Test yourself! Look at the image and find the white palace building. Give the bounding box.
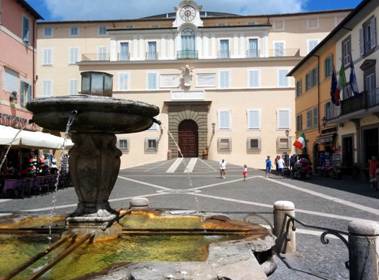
[35,0,350,168]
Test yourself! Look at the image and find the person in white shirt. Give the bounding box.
[219,159,227,179]
[277,156,285,176]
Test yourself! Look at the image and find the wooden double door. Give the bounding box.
[178,120,198,158]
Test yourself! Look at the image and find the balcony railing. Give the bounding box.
[246,49,260,58]
[268,48,300,57]
[218,50,230,59]
[341,89,379,116]
[146,52,158,60]
[177,50,198,60]
[81,53,110,62]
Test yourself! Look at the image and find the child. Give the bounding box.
[265,156,272,178]
[243,164,248,181]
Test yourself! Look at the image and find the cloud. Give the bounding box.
[42,0,307,20]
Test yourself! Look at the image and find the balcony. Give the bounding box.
[341,89,379,116]
[146,52,158,60]
[218,50,230,59]
[81,53,110,62]
[177,50,198,60]
[246,49,260,58]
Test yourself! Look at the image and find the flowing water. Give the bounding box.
[47,111,77,242]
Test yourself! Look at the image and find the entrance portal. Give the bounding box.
[178,120,198,157]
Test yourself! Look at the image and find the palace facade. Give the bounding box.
[35,0,350,168]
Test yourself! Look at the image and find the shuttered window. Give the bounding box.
[219,111,231,129]
[43,80,52,97]
[219,71,230,88]
[277,109,290,129]
[69,48,79,64]
[247,110,260,129]
[248,70,259,87]
[43,49,52,65]
[118,73,128,91]
[278,69,289,87]
[361,16,377,56]
[69,80,78,95]
[147,73,157,90]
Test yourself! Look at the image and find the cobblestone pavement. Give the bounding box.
[1,159,378,280]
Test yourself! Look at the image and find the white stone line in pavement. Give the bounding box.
[24,193,163,213]
[0,213,13,217]
[260,176,379,216]
[190,176,260,191]
[184,158,198,173]
[118,176,172,191]
[0,199,11,204]
[191,192,378,223]
[144,160,175,172]
[198,159,217,172]
[166,158,184,173]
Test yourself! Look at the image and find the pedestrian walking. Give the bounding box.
[265,156,272,178]
[219,159,227,179]
[242,164,248,181]
[369,156,378,190]
[277,156,285,176]
[275,155,279,174]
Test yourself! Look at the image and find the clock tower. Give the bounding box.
[173,0,203,28]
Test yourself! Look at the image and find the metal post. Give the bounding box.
[348,220,379,280]
[274,201,296,254]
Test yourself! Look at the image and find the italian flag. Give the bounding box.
[293,133,306,150]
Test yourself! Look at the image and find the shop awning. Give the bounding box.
[0,125,73,149]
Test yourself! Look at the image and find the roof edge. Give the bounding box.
[18,0,43,20]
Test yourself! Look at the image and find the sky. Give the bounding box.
[26,0,362,21]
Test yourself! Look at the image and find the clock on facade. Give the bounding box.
[180,5,196,22]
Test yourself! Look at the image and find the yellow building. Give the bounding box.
[35,0,350,169]
[288,38,339,167]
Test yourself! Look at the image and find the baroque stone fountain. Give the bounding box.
[0,72,277,280]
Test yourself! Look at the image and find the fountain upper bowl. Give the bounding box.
[26,95,160,134]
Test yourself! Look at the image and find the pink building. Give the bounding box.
[0,0,42,130]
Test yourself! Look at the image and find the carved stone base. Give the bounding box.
[68,133,122,221]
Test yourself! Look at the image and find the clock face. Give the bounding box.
[180,5,196,22]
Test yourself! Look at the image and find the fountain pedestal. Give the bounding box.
[66,133,122,222]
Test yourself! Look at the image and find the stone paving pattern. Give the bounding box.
[1,159,378,279]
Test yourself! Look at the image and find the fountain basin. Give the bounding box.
[0,210,276,280]
[26,95,160,134]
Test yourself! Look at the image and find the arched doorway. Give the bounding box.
[178,120,198,157]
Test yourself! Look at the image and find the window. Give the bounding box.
[307,18,319,29]
[248,39,258,57]
[197,73,216,87]
[69,27,79,36]
[219,71,230,88]
[147,41,157,60]
[69,80,78,95]
[364,67,377,106]
[118,73,128,91]
[273,42,284,56]
[324,55,333,78]
[97,47,108,60]
[248,70,260,88]
[277,109,290,129]
[181,28,195,51]
[69,48,79,64]
[20,81,32,108]
[296,114,303,131]
[43,80,52,97]
[313,107,318,128]
[44,27,53,37]
[43,49,52,65]
[342,36,352,66]
[119,42,129,60]
[325,102,338,120]
[296,80,302,97]
[307,39,319,53]
[247,138,261,153]
[361,16,377,56]
[22,16,30,44]
[305,67,318,90]
[160,74,180,88]
[306,110,312,129]
[217,138,232,153]
[247,110,260,129]
[218,111,231,129]
[147,72,158,90]
[219,39,230,58]
[98,25,107,35]
[118,139,128,152]
[278,69,289,87]
[3,68,19,93]
[273,20,285,31]
[277,137,290,150]
[145,138,158,153]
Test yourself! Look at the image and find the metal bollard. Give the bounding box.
[273,201,296,254]
[348,220,379,280]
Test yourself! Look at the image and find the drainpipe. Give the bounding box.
[32,19,36,101]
